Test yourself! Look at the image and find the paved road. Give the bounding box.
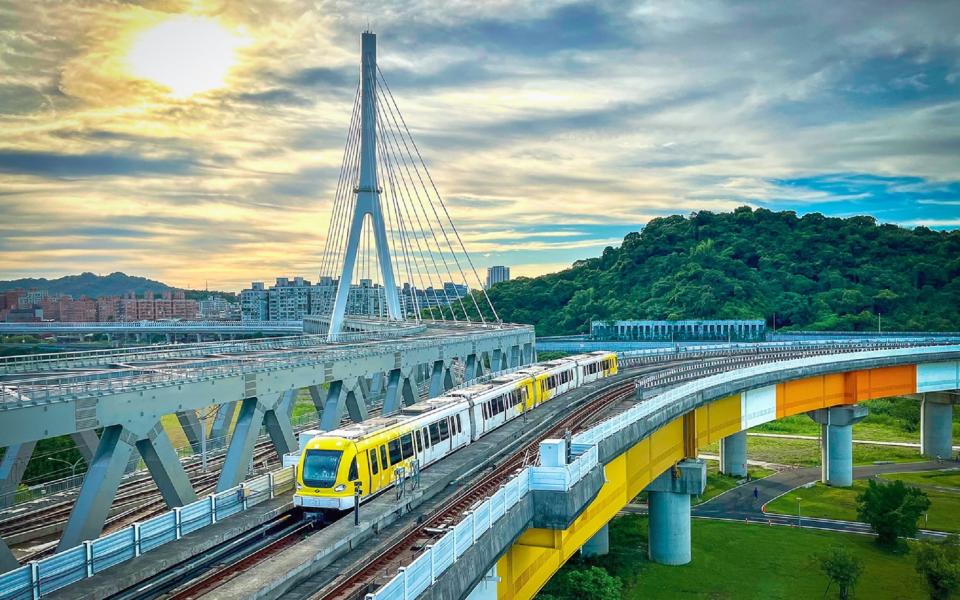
[686,460,952,539]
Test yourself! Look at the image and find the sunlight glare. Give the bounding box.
[128,16,242,98]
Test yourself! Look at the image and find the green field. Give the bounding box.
[765,473,960,533]
[540,515,927,599]
[702,436,922,468]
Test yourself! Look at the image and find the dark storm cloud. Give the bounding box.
[0,150,198,178]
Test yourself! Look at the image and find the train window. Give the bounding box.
[438,419,449,440]
[388,439,402,465]
[429,423,441,445]
[415,430,423,453]
[482,403,488,419]
[348,457,358,481]
[301,449,342,488]
[422,427,431,448]
[400,434,414,458]
[369,449,379,475]
[497,396,505,413]
[456,414,463,433]
[380,445,388,468]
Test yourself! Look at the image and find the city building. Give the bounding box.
[486,266,510,289]
[199,295,240,320]
[590,319,767,342]
[239,276,471,321]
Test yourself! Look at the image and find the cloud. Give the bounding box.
[0,150,198,177]
[0,0,958,289]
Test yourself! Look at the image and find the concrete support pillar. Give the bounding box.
[921,393,955,459]
[383,369,416,414]
[0,539,18,574]
[176,410,204,455]
[0,441,36,508]
[645,460,706,565]
[522,343,535,366]
[509,345,520,368]
[216,397,265,491]
[58,425,135,550]
[808,405,868,487]
[135,423,197,508]
[465,353,480,382]
[492,349,508,372]
[429,360,453,398]
[70,430,100,465]
[264,393,297,459]
[581,524,609,557]
[718,431,747,478]
[370,372,384,397]
[209,401,237,450]
[319,379,369,431]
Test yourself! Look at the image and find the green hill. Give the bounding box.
[481,207,960,336]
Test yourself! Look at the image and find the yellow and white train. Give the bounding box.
[294,351,617,511]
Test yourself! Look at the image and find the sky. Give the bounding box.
[0,0,958,291]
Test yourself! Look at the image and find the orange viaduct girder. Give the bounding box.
[495,349,960,599]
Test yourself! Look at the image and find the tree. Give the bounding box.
[540,566,622,600]
[916,535,960,599]
[856,479,931,547]
[819,546,864,600]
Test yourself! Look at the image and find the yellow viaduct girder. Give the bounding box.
[497,362,931,598]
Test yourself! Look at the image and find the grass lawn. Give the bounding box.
[765,474,960,533]
[546,515,927,599]
[702,436,922,468]
[878,469,960,489]
[694,461,774,505]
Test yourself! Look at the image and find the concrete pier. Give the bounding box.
[581,524,609,557]
[718,430,747,477]
[921,393,955,459]
[808,405,868,487]
[646,459,706,565]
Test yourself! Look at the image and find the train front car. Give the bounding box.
[294,430,363,512]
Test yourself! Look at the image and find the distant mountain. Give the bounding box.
[0,272,174,298]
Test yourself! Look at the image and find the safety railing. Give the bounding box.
[0,465,297,599]
[367,444,599,599]
[0,325,534,408]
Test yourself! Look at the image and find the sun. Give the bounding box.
[127,15,243,98]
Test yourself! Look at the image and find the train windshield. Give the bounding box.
[302,449,343,488]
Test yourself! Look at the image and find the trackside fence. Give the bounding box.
[0,465,296,600]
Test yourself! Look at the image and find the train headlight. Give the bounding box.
[334,484,346,492]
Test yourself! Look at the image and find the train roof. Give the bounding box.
[320,394,466,442]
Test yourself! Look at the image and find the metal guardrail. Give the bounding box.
[367,448,598,599]
[0,465,297,599]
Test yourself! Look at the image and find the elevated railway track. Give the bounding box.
[96,340,936,600]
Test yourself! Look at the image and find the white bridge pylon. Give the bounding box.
[328,32,403,337]
[321,31,499,340]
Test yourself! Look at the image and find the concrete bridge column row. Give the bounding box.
[921,392,957,460]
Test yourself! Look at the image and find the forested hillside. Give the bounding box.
[482,207,960,336]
